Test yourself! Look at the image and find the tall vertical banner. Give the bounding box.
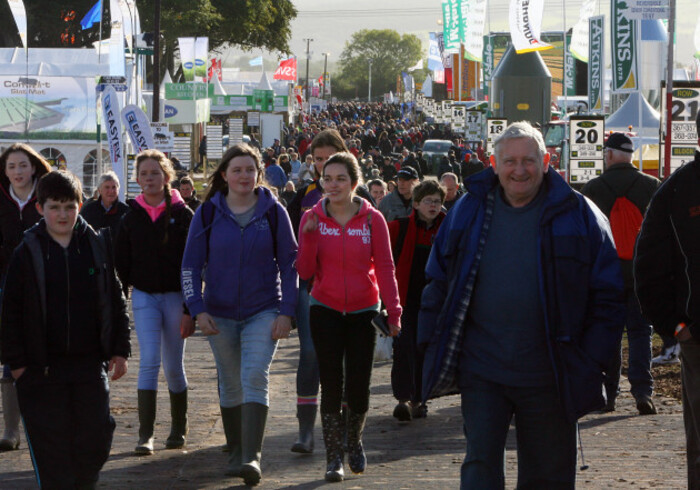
[178,37,196,82]
[570,0,597,62]
[101,86,125,200]
[194,37,208,79]
[611,0,638,92]
[463,0,487,62]
[7,0,27,48]
[482,34,495,96]
[109,0,125,76]
[509,0,553,53]
[588,16,605,112]
[428,32,443,70]
[122,104,154,153]
[442,0,461,53]
[695,10,700,60]
[564,33,576,96]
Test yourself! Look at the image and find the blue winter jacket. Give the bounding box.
[181,187,298,321]
[418,167,625,422]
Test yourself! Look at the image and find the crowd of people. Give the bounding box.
[0,101,699,489]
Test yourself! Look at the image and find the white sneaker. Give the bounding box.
[652,344,681,365]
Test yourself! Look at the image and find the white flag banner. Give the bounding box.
[179,38,196,82]
[570,0,597,62]
[408,59,424,72]
[101,86,125,200]
[117,0,133,53]
[463,0,488,61]
[695,10,700,60]
[194,37,209,79]
[509,0,553,53]
[7,0,27,48]
[122,104,154,153]
[109,0,125,76]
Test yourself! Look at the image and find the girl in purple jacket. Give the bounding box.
[181,144,298,486]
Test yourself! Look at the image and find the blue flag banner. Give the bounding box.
[81,0,102,30]
[249,56,263,67]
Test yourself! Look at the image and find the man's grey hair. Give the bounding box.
[606,147,633,164]
[440,172,459,184]
[493,121,546,164]
[98,171,120,188]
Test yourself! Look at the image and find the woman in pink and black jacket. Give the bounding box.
[297,152,401,483]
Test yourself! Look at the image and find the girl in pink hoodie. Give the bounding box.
[297,152,401,482]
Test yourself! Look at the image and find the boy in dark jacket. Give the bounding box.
[388,180,446,421]
[0,171,130,489]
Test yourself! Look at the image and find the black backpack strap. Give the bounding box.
[392,217,410,261]
[201,200,216,263]
[266,203,279,261]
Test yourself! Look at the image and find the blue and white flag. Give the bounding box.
[102,86,124,200]
[249,56,263,67]
[428,32,443,71]
[81,0,102,29]
[122,104,154,154]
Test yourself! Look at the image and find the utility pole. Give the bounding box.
[152,0,161,122]
[368,59,372,103]
[303,38,313,104]
[322,52,330,100]
[663,0,676,178]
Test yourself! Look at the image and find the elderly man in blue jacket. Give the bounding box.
[418,121,625,489]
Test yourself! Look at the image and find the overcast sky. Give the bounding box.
[225,0,699,70]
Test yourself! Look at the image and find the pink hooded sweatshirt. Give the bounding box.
[135,189,186,222]
[297,197,402,327]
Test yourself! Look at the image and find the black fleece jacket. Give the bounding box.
[114,199,193,294]
[0,216,130,370]
[0,182,41,276]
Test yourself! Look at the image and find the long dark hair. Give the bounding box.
[0,143,53,189]
[135,149,176,243]
[204,143,265,202]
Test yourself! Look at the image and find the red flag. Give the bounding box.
[318,74,324,86]
[274,57,297,81]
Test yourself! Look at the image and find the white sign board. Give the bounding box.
[465,111,483,140]
[229,117,244,146]
[150,122,173,153]
[451,106,465,131]
[661,82,700,174]
[247,111,260,127]
[486,118,507,154]
[569,116,605,184]
[206,123,224,160]
[626,0,669,20]
[172,132,192,169]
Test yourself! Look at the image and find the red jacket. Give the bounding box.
[388,210,445,306]
[297,197,402,327]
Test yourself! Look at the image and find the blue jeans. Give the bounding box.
[604,291,653,401]
[459,374,576,490]
[295,280,319,402]
[208,310,278,407]
[131,289,188,392]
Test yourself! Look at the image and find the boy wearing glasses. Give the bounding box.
[387,180,446,421]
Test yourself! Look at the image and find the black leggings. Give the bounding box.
[310,305,377,415]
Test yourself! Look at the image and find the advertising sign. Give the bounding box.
[588,16,605,112]
[569,116,605,184]
[451,105,465,132]
[151,122,174,153]
[626,0,669,20]
[611,0,638,92]
[122,104,154,153]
